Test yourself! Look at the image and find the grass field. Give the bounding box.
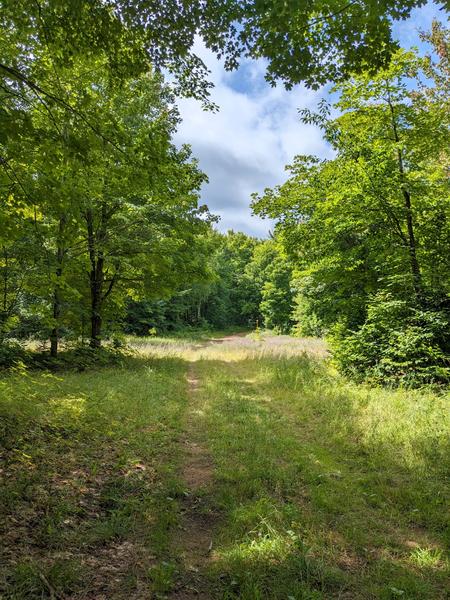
[0,333,449,599]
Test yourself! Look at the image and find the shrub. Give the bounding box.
[0,342,27,369]
[292,305,324,337]
[330,295,450,385]
[36,345,130,371]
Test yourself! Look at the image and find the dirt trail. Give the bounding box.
[169,362,217,599]
[207,331,248,344]
[170,333,250,598]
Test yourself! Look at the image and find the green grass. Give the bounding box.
[0,353,187,598]
[127,326,249,345]
[1,333,449,599]
[190,346,449,599]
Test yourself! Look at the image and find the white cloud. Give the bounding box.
[175,3,443,237]
[174,40,331,237]
[392,1,445,46]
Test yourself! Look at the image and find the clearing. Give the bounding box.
[0,333,449,599]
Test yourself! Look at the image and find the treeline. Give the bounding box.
[253,26,450,384]
[125,231,294,334]
[2,3,449,387]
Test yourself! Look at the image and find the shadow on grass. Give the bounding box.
[191,355,449,600]
[0,352,187,599]
[1,348,448,599]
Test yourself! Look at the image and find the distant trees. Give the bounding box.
[125,232,295,334]
[253,26,450,383]
[259,253,294,334]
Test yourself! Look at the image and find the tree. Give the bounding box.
[243,239,294,331]
[0,204,37,342]
[253,33,450,382]
[259,250,294,333]
[0,53,213,352]
[124,232,297,334]
[1,0,438,109]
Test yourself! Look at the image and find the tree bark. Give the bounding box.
[49,307,60,357]
[1,246,8,341]
[386,88,423,300]
[85,208,104,348]
[402,186,423,299]
[85,204,116,348]
[89,253,104,349]
[50,216,66,357]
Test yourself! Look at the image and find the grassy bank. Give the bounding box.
[0,352,188,598]
[1,333,448,599]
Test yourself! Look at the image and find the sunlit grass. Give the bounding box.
[409,548,447,570]
[1,332,448,599]
[186,337,449,599]
[0,354,188,598]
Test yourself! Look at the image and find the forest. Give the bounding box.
[1,2,449,599]
[1,14,449,385]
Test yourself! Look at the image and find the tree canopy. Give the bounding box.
[0,55,214,354]
[253,24,450,383]
[1,0,438,103]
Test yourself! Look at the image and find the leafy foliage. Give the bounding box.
[330,295,450,384]
[259,252,294,333]
[1,0,430,108]
[0,53,213,353]
[253,27,450,384]
[125,232,295,334]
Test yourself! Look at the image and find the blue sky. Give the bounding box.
[174,2,445,237]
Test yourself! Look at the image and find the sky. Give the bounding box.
[174,2,445,238]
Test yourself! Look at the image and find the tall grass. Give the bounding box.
[1,332,448,599]
[188,341,449,599]
[0,353,187,598]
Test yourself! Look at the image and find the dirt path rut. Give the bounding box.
[170,363,217,599]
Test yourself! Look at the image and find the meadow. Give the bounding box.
[0,333,448,599]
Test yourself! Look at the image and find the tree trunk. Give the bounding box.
[90,310,102,349]
[50,285,61,356]
[50,216,66,358]
[1,246,8,342]
[85,207,107,349]
[386,89,423,300]
[50,326,59,357]
[90,254,104,349]
[402,186,423,300]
